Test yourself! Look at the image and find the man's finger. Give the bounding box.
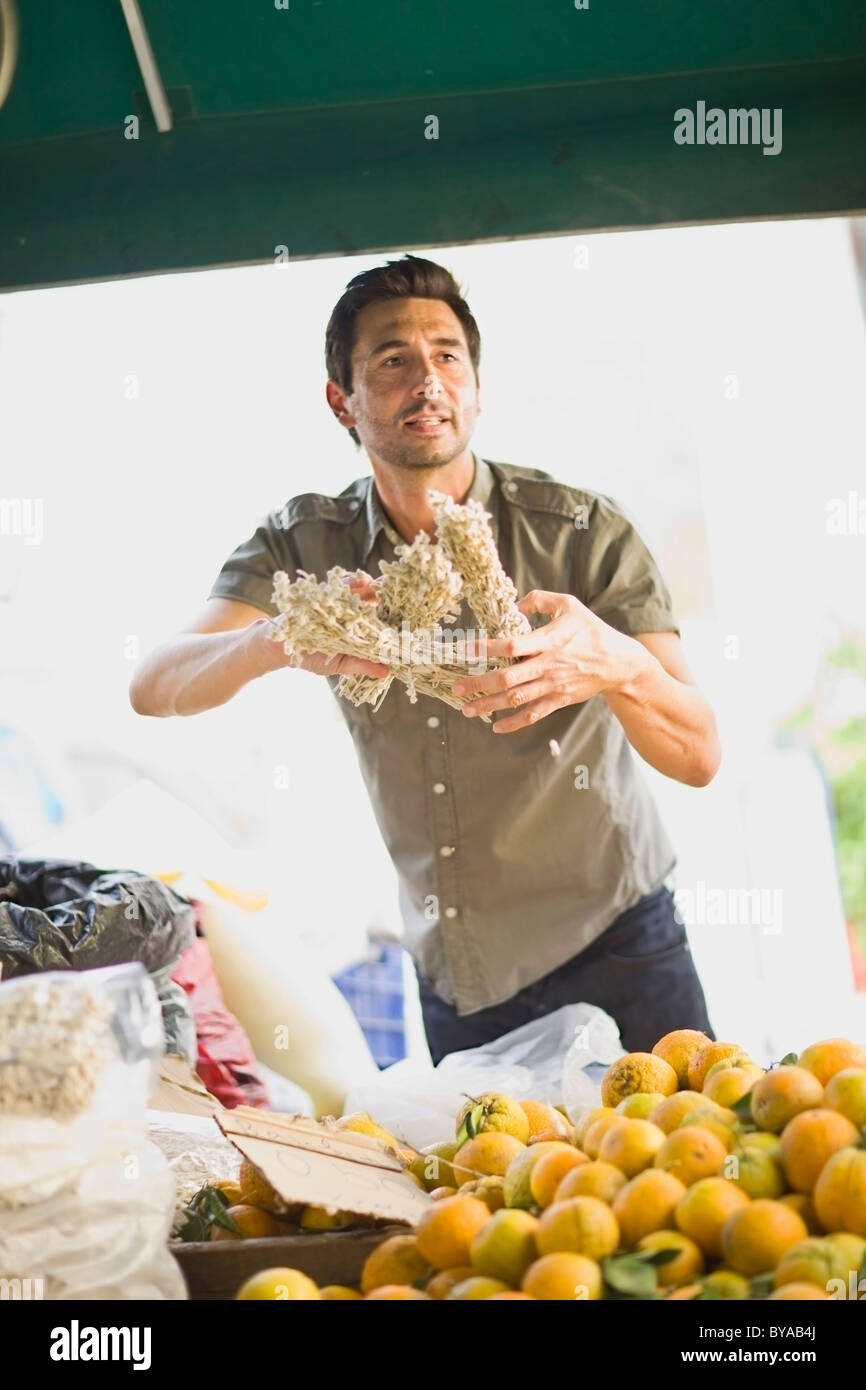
[462,676,551,719]
[517,588,568,618]
[492,692,566,733]
[453,656,546,700]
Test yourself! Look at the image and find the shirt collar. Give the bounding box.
[363,452,494,562]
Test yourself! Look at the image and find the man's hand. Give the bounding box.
[254,573,390,681]
[452,589,646,731]
[451,588,721,787]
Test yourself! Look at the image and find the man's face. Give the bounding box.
[334,297,480,469]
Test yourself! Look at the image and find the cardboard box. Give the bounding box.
[174,1227,407,1300]
[165,1080,432,1298]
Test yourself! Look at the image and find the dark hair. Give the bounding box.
[325,254,481,445]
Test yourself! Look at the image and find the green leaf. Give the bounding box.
[638,1247,681,1267]
[778,1052,798,1067]
[731,1091,755,1121]
[602,1254,660,1298]
[748,1272,775,1300]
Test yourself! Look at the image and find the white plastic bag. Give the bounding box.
[344,1003,624,1150]
[0,964,187,1300]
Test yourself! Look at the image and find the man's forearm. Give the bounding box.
[605,644,721,788]
[129,621,277,717]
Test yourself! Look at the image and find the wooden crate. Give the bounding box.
[172,1226,408,1300]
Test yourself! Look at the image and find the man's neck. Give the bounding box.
[369,448,476,544]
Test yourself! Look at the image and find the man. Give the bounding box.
[130,254,720,1064]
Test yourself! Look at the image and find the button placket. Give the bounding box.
[424,703,472,994]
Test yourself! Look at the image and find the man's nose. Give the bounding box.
[412,367,443,400]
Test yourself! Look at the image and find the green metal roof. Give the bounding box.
[2,1,865,290]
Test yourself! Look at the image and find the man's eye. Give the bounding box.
[382,356,403,367]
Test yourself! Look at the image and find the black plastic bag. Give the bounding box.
[0,858,196,1059]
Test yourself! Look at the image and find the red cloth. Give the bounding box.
[171,909,270,1109]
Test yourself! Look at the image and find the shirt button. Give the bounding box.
[432,782,446,794]
[439,845,455,857]
[504,480,518,495]
[444,906,458,919]
[427,716,440,729]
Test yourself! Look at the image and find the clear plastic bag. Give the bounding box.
[344,1003,625,1149]
[0,964,187,1299]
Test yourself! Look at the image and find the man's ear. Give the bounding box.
[325,378,356,430]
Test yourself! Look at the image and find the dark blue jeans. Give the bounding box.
[417,885,714,1066]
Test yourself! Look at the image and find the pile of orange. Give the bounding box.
[233,1033,866,1300]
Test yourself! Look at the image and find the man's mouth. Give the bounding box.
[404,414,450,435]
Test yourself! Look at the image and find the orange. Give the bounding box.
[652,1028,711,1088]
[601,1053,678,1108]
[797,1037,866,1086]
[235,1267,320,1300]
[699,1269,750,1299]
[360,1234,430,1294]
[237,1158,289,1215]
[779,1192,822,1234]
[529,1146,590,1208]
[676,1105,739,1152]
[503,1141,571,1209]
[779,1108,859,1193]
[729,1145,786,1200]
[425,1266,475,1299]
[823,1067,866,1127]
[767,1282,829,1300]
[446,1276,511,1299]
[687,1041,747,1092]
[573,1106,615,1148]
[521,1252,602,1301]
[487,1291,535,1299]
[615,1092,668,1119]
[556,1160,627,1205]
[720,1199,808,1276]
[674,1177,750,1259]
[456,1092,530,1145]
[598,1118,666,1177]
[210,1203,280,1240]
[654,1127,727,1186]
[636,1230,705,1286]
[409,1140,460,1192]
[749,1066,824,1132]
[365,1285,431,1300]
[298,1205,357,1231]
[535,1196,620,1261]
[415,1194,491,1270]
[470,1208,539,1285]
[703,1065,762,1109]
[520,1100,573,1143]
[581,1114,626,1160]
[460,1175,506,1211]
[773,1235,858,1290]
[453,1131,526,1183]
[319,1285,362,1300]
[813,1147,866,1236]
[613,1169,687,1247]
[648,1091,708,1134]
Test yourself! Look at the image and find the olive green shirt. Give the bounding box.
[209,455,679,1015]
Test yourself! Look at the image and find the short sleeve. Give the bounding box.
[572,493,680,638]
[208,514,294,618]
